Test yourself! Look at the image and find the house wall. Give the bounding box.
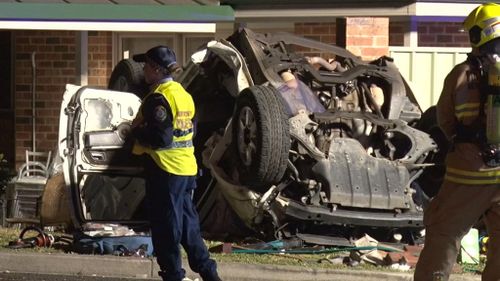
[339,17,389,60]
[9,19,471,167]
[229,20,388,60]
[389,21,469,47]
[88,31,113,87]
[418,22,469,47]
[389,22,405,46]
[294,18,389,61]
[13,30,112,166]
[14,30,76,165]
[294,22,337,58]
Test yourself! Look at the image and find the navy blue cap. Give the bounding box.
[133,45,177,69]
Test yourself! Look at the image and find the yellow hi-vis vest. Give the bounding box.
[132,81,197,176]
[438,61,500,185]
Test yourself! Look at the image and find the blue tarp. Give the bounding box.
[74,234,153,257]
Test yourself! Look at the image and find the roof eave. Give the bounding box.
[0,3,234,23]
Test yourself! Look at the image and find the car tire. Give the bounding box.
[108,59,148,98]
[233,85,290,191]
[415,106,449,198]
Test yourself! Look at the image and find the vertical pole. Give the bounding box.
[76,31,88,86]
[31,52,36,153]
[404,16,418,48]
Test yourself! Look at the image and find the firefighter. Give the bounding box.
[131,46,222,281]
[414,3,500,281]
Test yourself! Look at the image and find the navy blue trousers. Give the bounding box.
[144,158,218,281]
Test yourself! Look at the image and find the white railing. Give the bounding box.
[389,46,471,111]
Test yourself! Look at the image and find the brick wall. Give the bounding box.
[339,17,389,61]
[295,19,389,61]
[297,20,469,50]
[418,22,469,47]
[294,22,337,59]
[389,22,405,46]
[88,31,113,87]
[13,30,113,167]
[389,21,469,47]
[9,22,468,167]
[14,30,77,166]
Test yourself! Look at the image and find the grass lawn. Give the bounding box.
[0,226,484,276]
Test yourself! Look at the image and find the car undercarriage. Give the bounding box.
[60,28,441,244]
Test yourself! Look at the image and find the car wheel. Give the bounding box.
[108,59,148,98]
[233,85,290,191]
[415,106,449,198]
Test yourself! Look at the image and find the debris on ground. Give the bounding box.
[208,233,427,272]
[71,223,153,257]
[1,225,485,276]
[4,224,153,258]
[80,222,145,237]
[6,226,72,250]
[350,234,388,266]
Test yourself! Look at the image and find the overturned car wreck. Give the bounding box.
[60,28,439,243]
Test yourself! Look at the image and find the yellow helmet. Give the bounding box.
[463,3,500,48]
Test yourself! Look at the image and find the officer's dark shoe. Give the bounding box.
[202,277,222,281]
[158,270,190,281]
[200,271,222,281]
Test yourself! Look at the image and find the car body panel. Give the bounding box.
[59,85,147,229]
[178,28,435,232]
[61,28,440,240]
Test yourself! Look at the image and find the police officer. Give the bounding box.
[131,46,222,281]
[414,3,500,281]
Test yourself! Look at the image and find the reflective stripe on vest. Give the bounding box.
[158,139,193,150]
[445,166,500,185]
[133,81,197,176]
[154,83,195,145]
[455,102,480,120]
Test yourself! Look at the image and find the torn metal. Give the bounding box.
[55,28,443,246]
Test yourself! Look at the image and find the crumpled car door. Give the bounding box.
[59,84,147,227]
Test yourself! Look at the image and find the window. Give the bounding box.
[0,31,11,110]
[121,36,174,61]
[114,32,213,67]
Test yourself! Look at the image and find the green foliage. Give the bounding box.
[0,228,66,253]
[0,227,20,248]
[0,153,14,197]
[0,228,486,276]
[461,261,485,274]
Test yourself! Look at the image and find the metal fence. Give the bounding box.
[389,46,471,111]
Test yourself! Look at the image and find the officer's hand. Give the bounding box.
[131,116,144,130]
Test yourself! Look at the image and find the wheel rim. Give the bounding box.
[237,106,258,167]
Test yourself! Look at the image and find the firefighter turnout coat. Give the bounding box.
[438,60,500,184]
